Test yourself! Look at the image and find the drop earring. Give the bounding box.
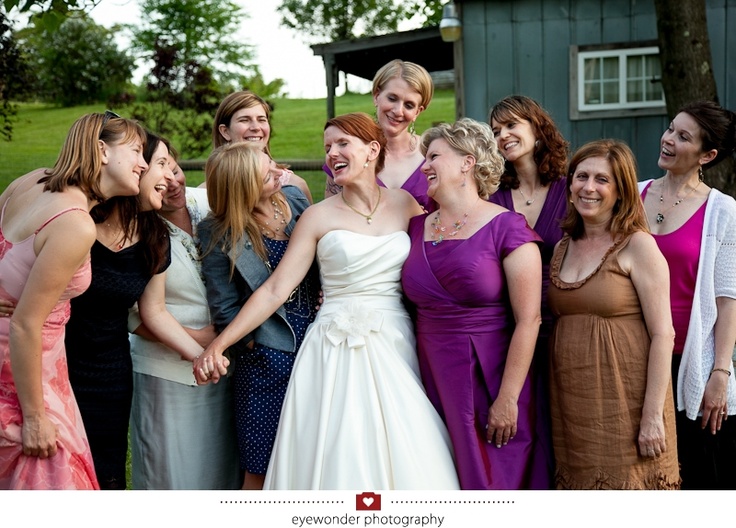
[409,121,418,151]
[698,165,704,181]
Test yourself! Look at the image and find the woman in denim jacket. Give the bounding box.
[198,143,320,490]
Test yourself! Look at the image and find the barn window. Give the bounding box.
[570,43,666,119]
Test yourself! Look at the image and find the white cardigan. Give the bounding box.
[128,187,210,386]
[640,180,736,419]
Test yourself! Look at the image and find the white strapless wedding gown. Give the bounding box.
[263,230,459,490]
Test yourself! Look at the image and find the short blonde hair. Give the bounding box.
[372,59,434,110]
[420,118,505,199]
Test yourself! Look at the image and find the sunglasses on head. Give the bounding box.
[99,110,121,138]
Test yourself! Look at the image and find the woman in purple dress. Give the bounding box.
[324,59,436,212]
[488,95,569,337]
[488,96,569,481]
[402,118,551,489]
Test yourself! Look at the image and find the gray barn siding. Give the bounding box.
[460,0,735,177]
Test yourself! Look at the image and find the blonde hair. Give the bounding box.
[372,59,434,110]
[212,91,272,151]
[202,142,287,275]
[420,118,505,199]
[41,112,146,201]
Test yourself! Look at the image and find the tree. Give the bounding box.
[654,0,735,196]
[4,0,97,31]
[0,11,33,140]
[127,38,223,157]
[277,0,410,42]
[20,15,135,106]
[129,0,257,89]
[404,0,444,28]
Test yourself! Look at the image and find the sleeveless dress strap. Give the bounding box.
[0,197,10,224]
[35,207,87,235]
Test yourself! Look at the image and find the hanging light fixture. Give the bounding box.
[439,3,462,43]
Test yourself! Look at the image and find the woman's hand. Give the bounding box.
[486,396,518,448]
[21,414,58,458]
[192,347,229,385]
[701,371,729,434]
[638,414,667,457]
[315,290,324,312]
[0,298,15,318]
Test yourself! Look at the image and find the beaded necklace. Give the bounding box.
[656,178,700,224]
[430,210,469,246]
[258,199,287,237]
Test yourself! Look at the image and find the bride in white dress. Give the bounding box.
[195,112,459,490]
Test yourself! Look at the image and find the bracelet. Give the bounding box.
[710,368,732,378]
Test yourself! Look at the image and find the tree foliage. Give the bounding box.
[19,15,135,106]
[126,37,222,157]
[0,11,33,140]
[404,0,444,27]
[4,0,99,31]
[278,0,410,42]
[129,0,256,89]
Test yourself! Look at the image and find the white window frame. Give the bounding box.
[569,42,667,121]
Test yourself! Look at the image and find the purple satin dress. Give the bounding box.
[488,177,567,338]
[377,162,436,213]
[324,162,436,213]
[402,211,552,489]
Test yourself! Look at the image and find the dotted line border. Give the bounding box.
[219,500,515,505]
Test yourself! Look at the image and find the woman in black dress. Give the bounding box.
[66,131,204,489]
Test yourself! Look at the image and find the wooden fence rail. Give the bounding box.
[179,159,325,172]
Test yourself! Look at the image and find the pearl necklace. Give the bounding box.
[656,178,700,224]
[341,187,381,224]
[258,199,287,236]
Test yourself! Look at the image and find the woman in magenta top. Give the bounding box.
[639,100,736,489]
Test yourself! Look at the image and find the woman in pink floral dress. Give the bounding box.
[0,112,147,489]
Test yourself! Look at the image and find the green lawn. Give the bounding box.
[0,90,456,199]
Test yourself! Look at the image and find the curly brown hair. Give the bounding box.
[488,95,569,190]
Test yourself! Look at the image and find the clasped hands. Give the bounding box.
[192,347,229,385]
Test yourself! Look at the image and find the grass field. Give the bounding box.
[0,90,456,200]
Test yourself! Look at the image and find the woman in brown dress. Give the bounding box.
[547,139,680,489]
